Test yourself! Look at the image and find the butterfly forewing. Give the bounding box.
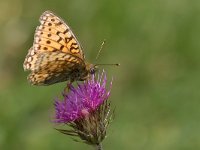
[35,11,84,59]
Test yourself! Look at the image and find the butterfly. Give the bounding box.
[23,11,98,85]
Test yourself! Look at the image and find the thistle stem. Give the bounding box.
[95,143,103,150]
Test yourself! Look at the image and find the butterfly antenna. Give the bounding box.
[95,63,120,66]
[95,39,106,61]
[94,39,120,67]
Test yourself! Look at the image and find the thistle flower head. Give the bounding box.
[53,71,113,146]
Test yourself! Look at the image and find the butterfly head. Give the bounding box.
[86,63,120,75]
[86,63,98,75]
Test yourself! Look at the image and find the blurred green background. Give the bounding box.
[1,0,200,149]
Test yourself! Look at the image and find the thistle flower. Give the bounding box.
[53,71,113,149]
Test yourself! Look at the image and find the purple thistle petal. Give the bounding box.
[53,71,111,123]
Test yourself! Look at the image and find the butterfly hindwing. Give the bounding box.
[23,47,38,71]
[27,51,86,85]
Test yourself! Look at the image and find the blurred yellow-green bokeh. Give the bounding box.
[1,0,200,149]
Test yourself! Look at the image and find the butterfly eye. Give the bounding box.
[90,68,96,74]
[89,65,98,74]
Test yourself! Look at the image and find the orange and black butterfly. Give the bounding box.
[23,11,98,85]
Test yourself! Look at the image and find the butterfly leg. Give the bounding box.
[63,80,74,93]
